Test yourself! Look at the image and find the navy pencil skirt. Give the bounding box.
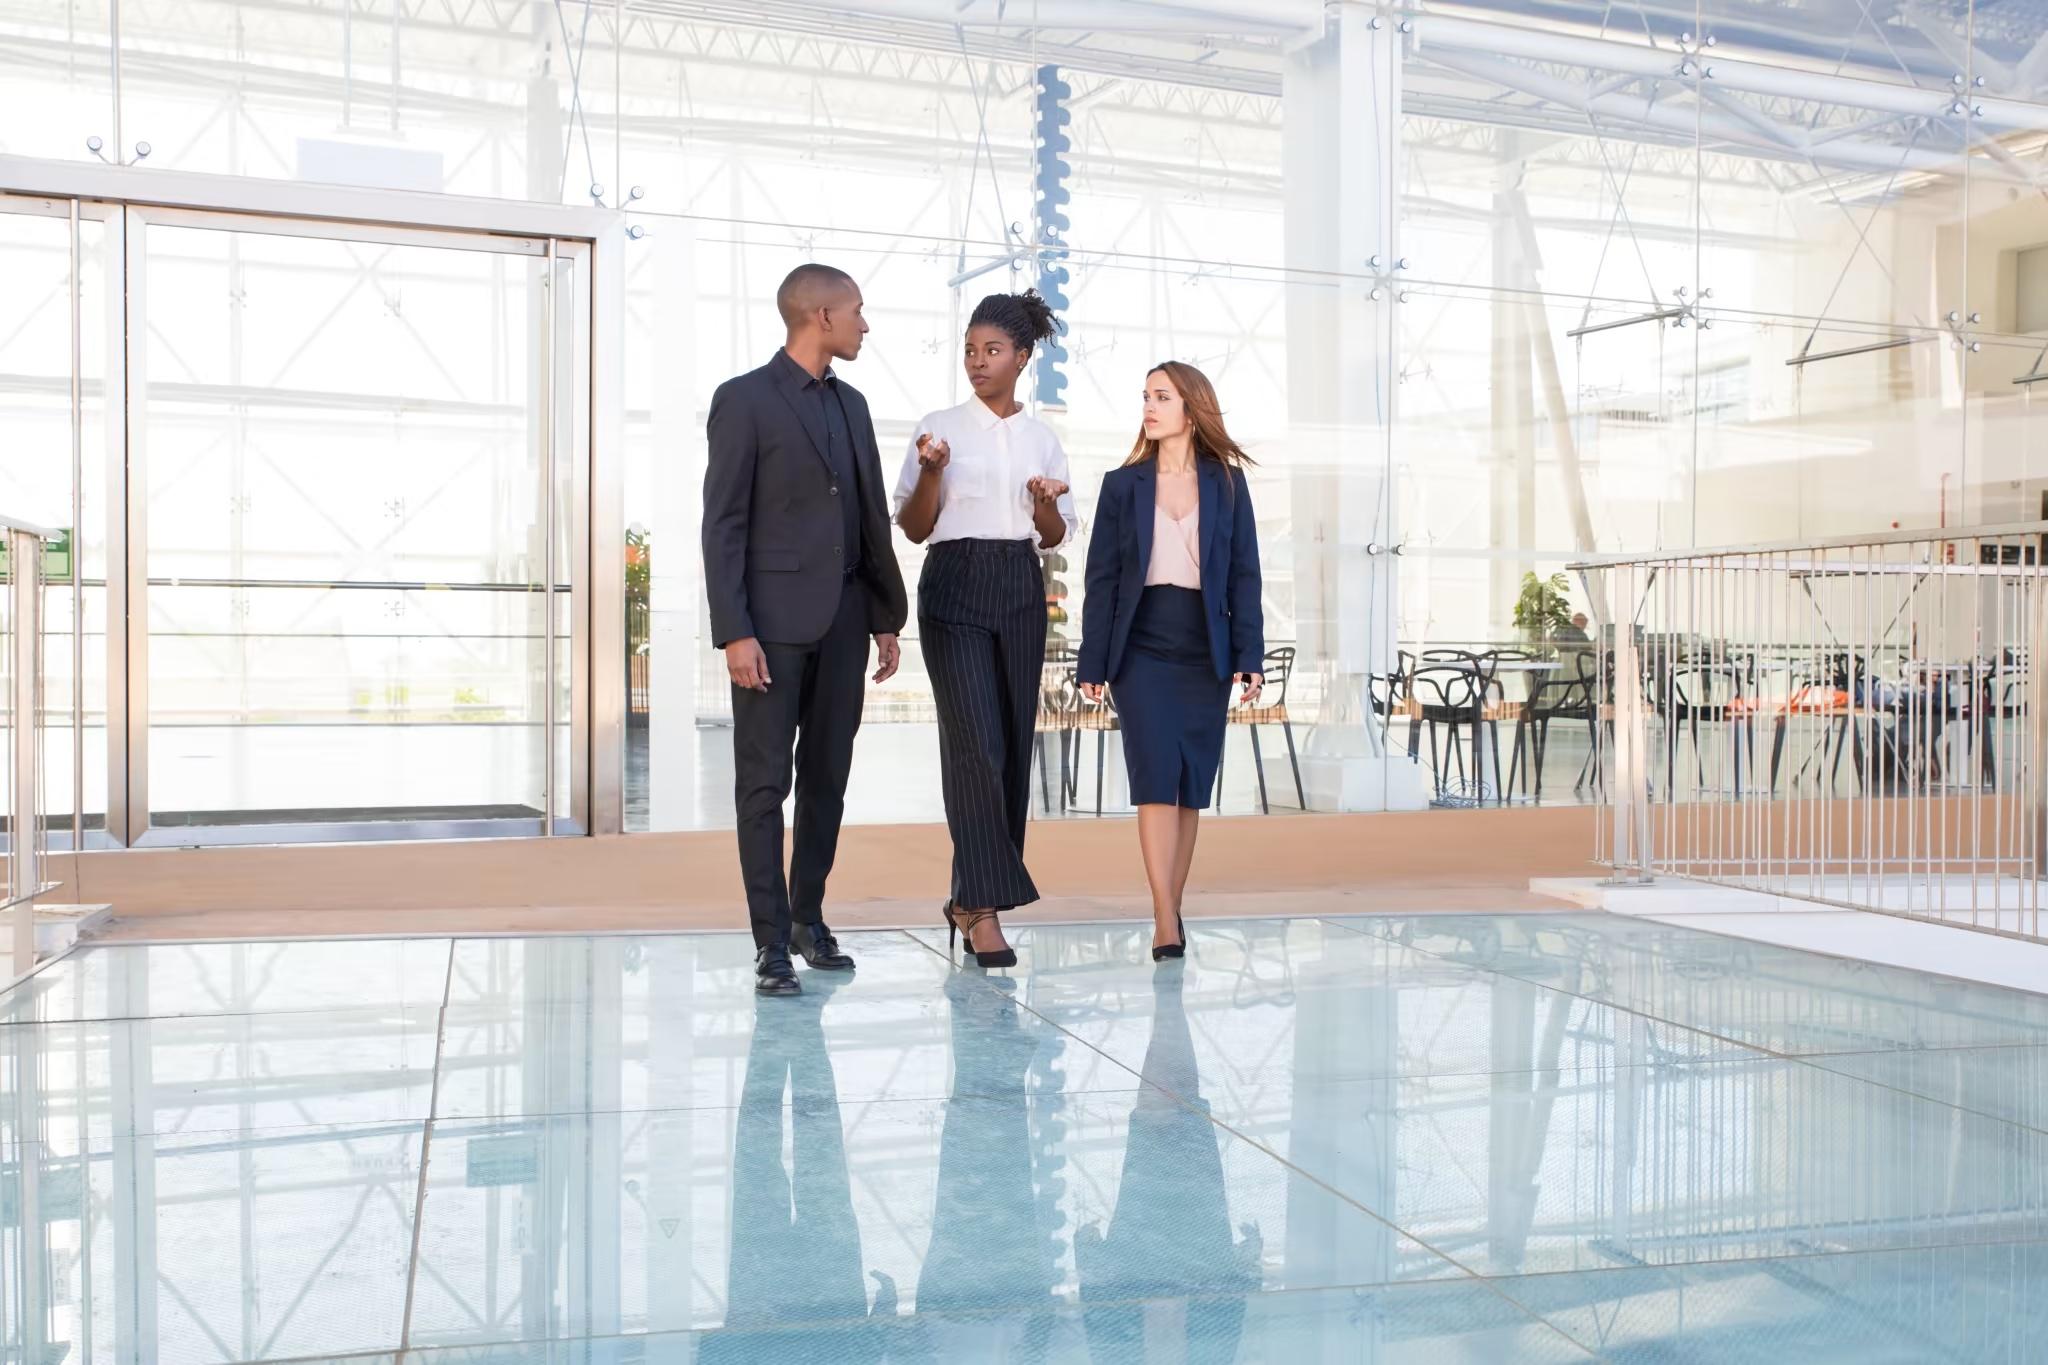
[1110,586,1231,809]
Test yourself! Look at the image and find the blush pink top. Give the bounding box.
[1145,500,1202,589]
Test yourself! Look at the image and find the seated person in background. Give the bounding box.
[1554,611,1596,678]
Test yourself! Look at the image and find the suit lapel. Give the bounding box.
[769,356,836,474]
[1132,462,1156,580]
[843,387,886,518]
[1197,460,1223,582]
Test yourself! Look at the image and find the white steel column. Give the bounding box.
[588,231,626,834]
[1282,4,1424,810]
[648,225,702,830]
[1490,142,1538,635]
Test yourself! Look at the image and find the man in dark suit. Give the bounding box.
[703,264,909,996]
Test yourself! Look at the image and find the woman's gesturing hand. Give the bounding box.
[1026,475,1069,506]
[1234,672,1265,705]
[915,433,951,471]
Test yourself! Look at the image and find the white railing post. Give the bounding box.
[8,525,43,978]
[1605,562,1653,883]
[2028,570,2048,882]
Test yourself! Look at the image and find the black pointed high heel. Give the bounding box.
[1152,911,1186,962]
[943,900,1018,969]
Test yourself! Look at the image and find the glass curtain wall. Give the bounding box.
[6,0,2048,830]
[605,2,2048,827]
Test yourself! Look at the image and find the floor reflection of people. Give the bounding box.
[1077,969,1261,1363]
[913,971,1062,1358]
[704,973,885,1362]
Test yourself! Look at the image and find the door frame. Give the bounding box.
[0,163,626,845]
[0,192,124,851]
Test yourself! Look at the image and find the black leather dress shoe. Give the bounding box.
[791,920,855,971]
[755,944,801,996]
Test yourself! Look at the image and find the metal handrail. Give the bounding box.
[1569,520,2048,567]
[1579,523,2048,942]
[0,515,63,541]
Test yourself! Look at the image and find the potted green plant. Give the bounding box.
[1511,570,1573,652]
[625,525,651,654]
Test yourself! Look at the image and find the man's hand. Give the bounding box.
[873,633,901,684]
[1027,476,1069,507]
[915,433,951,472]
[725,637,771,692]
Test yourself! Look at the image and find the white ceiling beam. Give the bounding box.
[1420,46,1992,184]
[780,0,1323,36]
[1417,13,2048,136]
[630,0,1285,93]
[1899,1,2007,88]
[2014,30,2048,96]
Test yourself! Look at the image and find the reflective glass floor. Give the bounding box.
[7,911,2048,1361]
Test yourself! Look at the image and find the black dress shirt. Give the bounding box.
[773,350,863,576]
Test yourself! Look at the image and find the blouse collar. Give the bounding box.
[969,396,1024,430]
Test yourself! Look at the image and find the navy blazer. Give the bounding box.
[1077,459,1264,686]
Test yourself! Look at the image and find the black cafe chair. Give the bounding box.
[1214,646,1306,813]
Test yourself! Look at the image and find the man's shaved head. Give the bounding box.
[777,262,868,365]
[776,263,858,327]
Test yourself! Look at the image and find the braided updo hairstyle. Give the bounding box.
[968,289,1063,355]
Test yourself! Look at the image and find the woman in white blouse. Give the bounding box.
[895,291,1079,969]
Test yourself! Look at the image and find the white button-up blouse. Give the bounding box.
[892,398,1081,550]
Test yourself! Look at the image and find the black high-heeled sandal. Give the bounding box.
[944,900,1019,969]
[1152,911,1187,962]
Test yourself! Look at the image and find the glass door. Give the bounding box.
[0,194,120,851]
[125,208,585,843]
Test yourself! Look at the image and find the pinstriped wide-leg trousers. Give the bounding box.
[919,538,1047,911]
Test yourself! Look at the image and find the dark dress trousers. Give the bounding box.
[919,538,1045,911]
[1077,459,1263,809]
[703,351,909,948]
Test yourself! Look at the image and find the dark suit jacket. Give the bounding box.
[1078,459,1263,686]
[702,353,910,647]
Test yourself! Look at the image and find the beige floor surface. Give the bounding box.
[85,882,1572,941]
[70,807,1597,943]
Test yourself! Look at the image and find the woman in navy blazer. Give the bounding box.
[1078,361,1263,961]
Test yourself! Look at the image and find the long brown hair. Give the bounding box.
[1122,360,1257,474]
